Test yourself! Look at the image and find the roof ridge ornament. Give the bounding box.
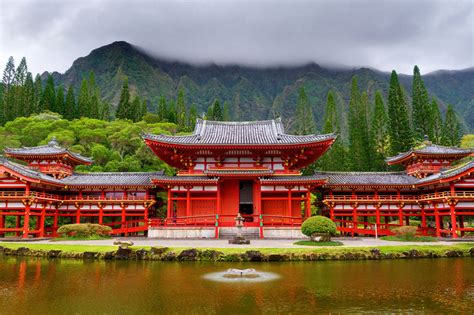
[48,136,59,147]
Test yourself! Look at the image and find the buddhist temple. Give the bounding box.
[0,119,472,239]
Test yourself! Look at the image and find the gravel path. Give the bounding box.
[2,237,466,248]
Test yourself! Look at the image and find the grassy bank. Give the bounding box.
[0,242,473,261]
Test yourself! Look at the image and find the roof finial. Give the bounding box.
[423,134,432,145]
[48,136,58,147]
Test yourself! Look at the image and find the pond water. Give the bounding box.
[0,257,473,314]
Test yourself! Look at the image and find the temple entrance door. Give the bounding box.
[239,181,254,222]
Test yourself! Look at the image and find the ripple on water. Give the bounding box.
[203,270,280,283]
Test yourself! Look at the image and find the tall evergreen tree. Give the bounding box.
[64,86,76,120]
[441,104,462,146]
[32,74,42,114]
[370,91,390,170]
[100,101,111,121]
[295,86,316,134]
[316,90,347,171]
[130,95,141,122]
[76,79,89,118]
[115,78,131,120]
[412,65,431,139]
[223,101,230,121]
[157,96,167,121]
[212,99,223,121]
[429,97,443,144]
[40,75,56,112]
[348,77,371,170]
[187,104,198,131]
[2,57,16,121]
[175,89,187,128]
[89,89,100,118]
[167,100,177,123]
[54,85,65,114]
[206,103,214,120]
[388,70,413,154]
[23,73,35,117]
[14,57,28,85]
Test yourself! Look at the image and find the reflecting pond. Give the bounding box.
[0,257,473,313]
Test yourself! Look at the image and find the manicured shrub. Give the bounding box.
[301,215,337,242]
[57,223,112,239]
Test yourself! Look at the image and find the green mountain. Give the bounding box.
[46,41,474,132]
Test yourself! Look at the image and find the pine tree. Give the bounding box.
[32,74,42,114]
[429,97,443,144]
[412,66,431,140]
[348,77,371,170]
[2,57,16,121]
[441,104,462,146]
[206,104,214,120]
[100,101,111,121]
[212,99,223,121]
[115,78,131,120]
[187,104,198,131]
[64,86,76,120]
[131,96,141,122]
[23,72,35,117]
[12,57,28,118]
[157,96,167,121]
[167,100,177,123]
[175,89,187,128]
[54,85,65,114]
[89,89,100,118]
[295,87,316,134]
[223,101,230,121]
[316,90,348,171]
[140,99,147,120]
[76,79,89,118]
[388,70,413,155]
[370,91,390,170]
[40,75,56,112]
[14,57,28,85]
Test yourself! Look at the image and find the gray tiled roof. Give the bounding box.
[143,118,336,145]
[4,138,92,163]
[62,171,164,186]
[313,171,418,186]
[204,169,274,175]
[0,157,62,185]
[386,143,471,163]
[417,160,474,184]
[259,175,326,183]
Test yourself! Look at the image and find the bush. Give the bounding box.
[392,226,418,237]
[301,216,337,242]
[57,223,112,239]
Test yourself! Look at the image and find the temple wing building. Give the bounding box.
[0,120,473,239]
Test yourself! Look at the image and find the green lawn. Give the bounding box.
[0,242,472,256]
[293,240,343,246]
[381,235,438,242]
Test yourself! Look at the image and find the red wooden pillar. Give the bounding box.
[287,188,292,217]
[0,214,4,237]
[434,203,441,238]
[397,189,403,225]
[38,204,46,237]
[420,204,426,228]
[53,205,59,236]
[351,189,357,237]
[98,204,104,225]
[215,183,221,239]
[185,187,191,217]
[167,188,172,221]
[449,201,458,239]
[305,190,311,219]
[22,183,31,239]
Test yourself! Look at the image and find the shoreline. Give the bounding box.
[1,242,473,262]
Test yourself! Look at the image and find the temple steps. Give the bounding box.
[218,227,260,239]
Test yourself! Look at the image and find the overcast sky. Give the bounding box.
[0,0,473,75]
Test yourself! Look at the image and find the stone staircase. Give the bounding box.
[218,227,260,239]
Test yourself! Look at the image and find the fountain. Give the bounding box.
[228,212,250,244]
[203,268,280,283]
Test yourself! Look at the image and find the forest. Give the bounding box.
[0,56,470,174]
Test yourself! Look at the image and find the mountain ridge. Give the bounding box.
[43,41,474,132]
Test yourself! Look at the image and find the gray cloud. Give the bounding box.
[0,0,472,75]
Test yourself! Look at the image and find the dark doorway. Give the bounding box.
[239,181,253,221]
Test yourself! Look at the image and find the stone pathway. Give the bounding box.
[1,237,468,248]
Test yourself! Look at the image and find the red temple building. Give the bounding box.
[0,120,473,239]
